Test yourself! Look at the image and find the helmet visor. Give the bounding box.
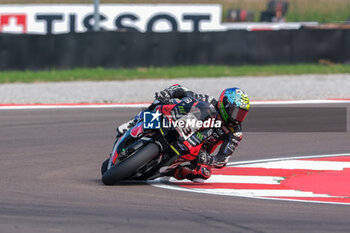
[229,106,248,123]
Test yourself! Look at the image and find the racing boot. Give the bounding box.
[173,164,212,183]
[116,118,137,137]
[116,109,148,137]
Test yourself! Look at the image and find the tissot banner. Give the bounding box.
[0,4,222,34]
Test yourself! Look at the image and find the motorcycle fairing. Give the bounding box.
[130,121,144,138]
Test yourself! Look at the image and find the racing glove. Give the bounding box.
[197,151,227,168]
[197,151,215,165]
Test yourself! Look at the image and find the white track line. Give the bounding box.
[1,99,350,110]
[0,104,150,110]
[169,175,284,184]
[152,181,350,206]
[227,153,350,166]
[252,99,350,105]
[236,160,350,170]
[183,189,332,198]
[152,183,333,198]
[150,152,350,206]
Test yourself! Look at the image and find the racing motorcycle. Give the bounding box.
[101,98,220,185]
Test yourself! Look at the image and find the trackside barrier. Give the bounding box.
[0,29,349,70]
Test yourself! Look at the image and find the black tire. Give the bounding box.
[101,158,109,175]
[101,143,160,185]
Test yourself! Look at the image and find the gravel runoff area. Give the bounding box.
[1,74,350,104]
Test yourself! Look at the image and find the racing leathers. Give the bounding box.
[117,84,243,181]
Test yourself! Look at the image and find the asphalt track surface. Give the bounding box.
[1,104,350,233]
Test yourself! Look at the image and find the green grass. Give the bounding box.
[1,64,349,83]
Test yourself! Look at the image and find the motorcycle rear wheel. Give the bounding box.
[101,143,160,185]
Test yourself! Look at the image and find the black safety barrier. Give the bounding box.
[0,29,349,70]
[244,107,347,132]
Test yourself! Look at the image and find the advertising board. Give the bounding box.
[0,4,222,34]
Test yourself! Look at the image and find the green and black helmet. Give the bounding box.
[218,88,250,126]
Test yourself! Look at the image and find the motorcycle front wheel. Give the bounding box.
[101,143,160,185]
[101,158,109,175]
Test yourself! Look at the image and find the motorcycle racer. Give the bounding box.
[116,84,250,182]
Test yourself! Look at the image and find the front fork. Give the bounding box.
[107,137,120,170]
